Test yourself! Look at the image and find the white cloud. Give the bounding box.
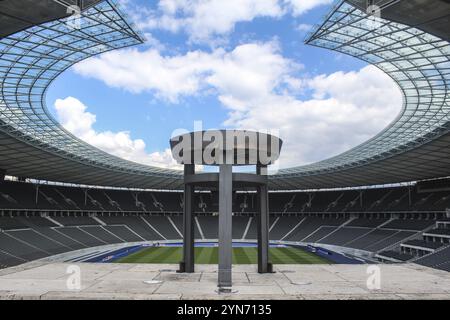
[284,0,333,16]
[164,0,283,42]
[72,42,402,169]
[74,48,218,102]
[123,0,330,44]
[296,23,313,32]
[54,97,182,170]
[221,65,402,167]
[73,41,299,103]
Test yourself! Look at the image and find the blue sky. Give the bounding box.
[46,0,400,170]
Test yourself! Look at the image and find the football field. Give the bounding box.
[116,246,331,264]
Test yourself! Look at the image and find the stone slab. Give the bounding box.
[0,263,449,300]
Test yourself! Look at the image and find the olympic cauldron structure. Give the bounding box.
[169,130,282,288]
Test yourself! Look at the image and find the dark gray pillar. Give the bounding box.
[218,164,232,287]
[256,164,270,273]
[179,164,195,273]
[257,183,270,273]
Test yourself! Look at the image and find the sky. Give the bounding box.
[46,0,402,171]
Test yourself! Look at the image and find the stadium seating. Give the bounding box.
[376,216,450,270]
[2,181,450,214]
[0,180,449,271]
[416,246,450,272]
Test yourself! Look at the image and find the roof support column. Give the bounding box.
[178,164,195,273]
[218,164,232,288]
[257,164,272,274]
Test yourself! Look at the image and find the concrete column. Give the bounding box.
[256,164,270,273]
[218,164,232,287]
[257,183,270,273]
[179,164,195,273]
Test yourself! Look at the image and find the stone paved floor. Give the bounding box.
[0,262,449,300]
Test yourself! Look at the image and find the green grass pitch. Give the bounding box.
[116,246,331,264]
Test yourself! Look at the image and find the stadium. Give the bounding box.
[0,0,449,300]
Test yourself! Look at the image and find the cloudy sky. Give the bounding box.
[46,0,402,170]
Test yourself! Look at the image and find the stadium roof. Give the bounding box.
[0,0,182,189]
[0,0,104,38]
[347,0,450,41]
[0,0,449,190]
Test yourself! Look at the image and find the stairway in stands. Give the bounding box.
[376,214,450,271]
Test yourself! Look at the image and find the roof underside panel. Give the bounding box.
[347,0,450,41]
[0,0,104,38]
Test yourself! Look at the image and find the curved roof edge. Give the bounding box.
[272,0,450,189]
[0,0,184,189]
